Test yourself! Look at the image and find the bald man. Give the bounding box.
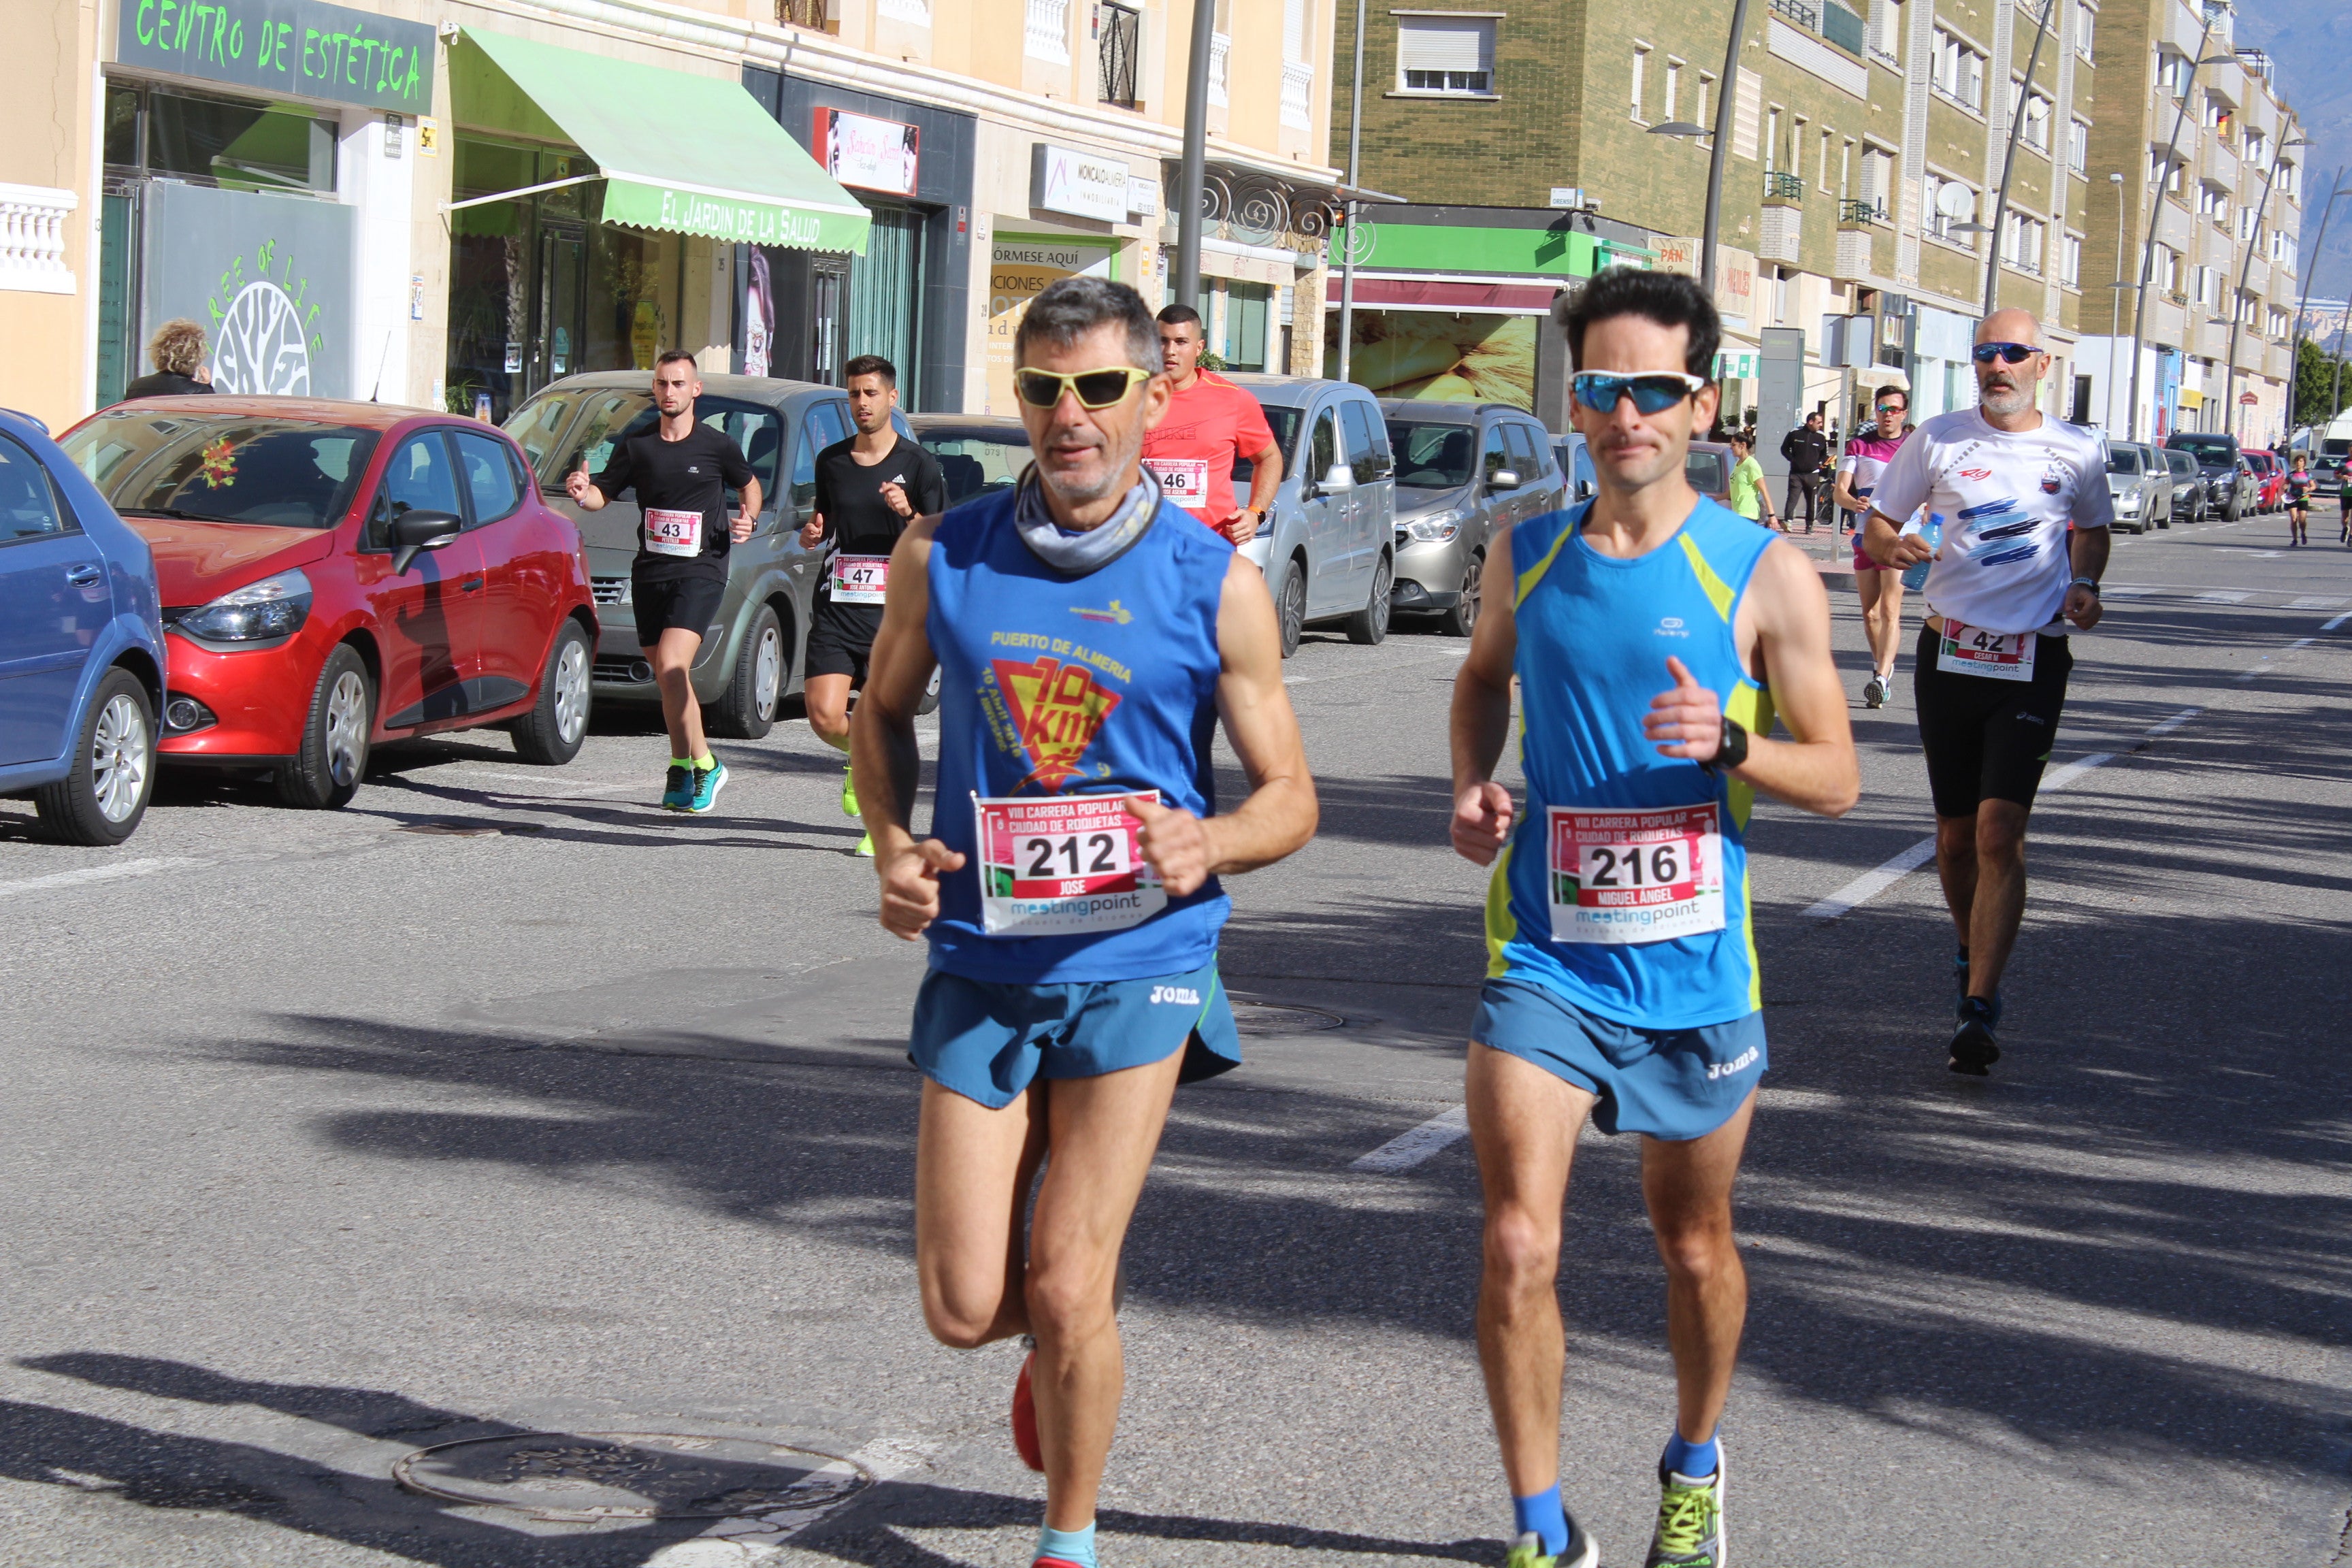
[1861,309,2112,1076]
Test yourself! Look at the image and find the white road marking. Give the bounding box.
[2142,706,2202,738]
[2325,610,2352,632]
[2195,590,2251,603]
[0,857,203,900]
[2251,551,2283,559]
[1285,650,1467,688]
[2287,596,2347,610]
[1800,837,1938,921]
[2038,752,2117,791]
[1351,1105,1471,1172]
[647,1437,937,1565]
[2289,637,2317,650]
[2101,587,2153,598]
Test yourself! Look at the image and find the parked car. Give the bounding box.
[1550,433,1597,505]
[2242,448,2285,512]
[1379,401,1567,636]
[61,397,598,808]
[2104,442,2170,534]
[2161,446,2204,526]
[1685,440,1740,510]
[510,373,903,738]
[907,412,1029,510]
[2166,432,2252,520]
[2,408,167,844]
[1219,374,1398,655]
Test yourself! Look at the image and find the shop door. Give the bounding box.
[810,259,848,385]
[848,207,921,400]
[534,224,587,398]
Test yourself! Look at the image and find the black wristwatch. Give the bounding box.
[1699,717,1749,774]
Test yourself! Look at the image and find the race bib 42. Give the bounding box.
[975,791,1166,936]
[1547,803,1725,945]
[1938,622,2036,681]
[644,507,703,557]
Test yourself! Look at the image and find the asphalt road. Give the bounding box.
[1,506,2347,1567]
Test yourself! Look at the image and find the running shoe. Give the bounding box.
[1949,996,2001,1075]
[1011,1343,1044,1471]
[1034,1558,1088,1568]
[1644,1458,1725,1568]
[1505,1522,1598,1568]
[660,764,693,812]
[853,832,875,858]
[840,758,859,819]
[1863,674,1887,708]
[687,759,728,815]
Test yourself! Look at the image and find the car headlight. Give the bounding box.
[178,568,313,644]
[1403,508,1467,543]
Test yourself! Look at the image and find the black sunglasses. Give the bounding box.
[1972,341,2040,365]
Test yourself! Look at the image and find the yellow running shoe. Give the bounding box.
[840,759,859,819]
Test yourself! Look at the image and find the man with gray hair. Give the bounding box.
[1861,308,2111,1075]
[849,275,1319,1568]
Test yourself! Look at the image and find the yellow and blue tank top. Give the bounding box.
[925,487,1232,983]
[1488,497,1778,1028]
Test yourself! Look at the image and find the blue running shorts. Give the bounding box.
[1471,977,1765,1141]
[909,958,1240,1109]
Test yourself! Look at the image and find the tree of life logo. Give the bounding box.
[208,239,325,396]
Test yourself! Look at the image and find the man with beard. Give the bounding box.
[1863,309,2111,1075]
[849,276,1318,1568]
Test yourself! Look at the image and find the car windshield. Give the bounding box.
[2168,451,2197,477]
[2171,437,2233,465]
[518,391,784,497]
[1388,421,1478,488]
[2106,447,2144,474]
[1232,405,1302,488]
[61,411,378,528]
[917,426,1032,510]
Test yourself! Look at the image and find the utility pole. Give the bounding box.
[1982,0,2055,315]
[2287,166,2349,440]
[2221,133,2307,447]
[1338,0,1367,385]
[1172,0,1216,314]
[2125,14,2224,444]
[2106,172,2127,433]
[1701,0,1752,293]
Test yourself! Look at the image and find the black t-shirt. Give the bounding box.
[122,372,214,399]
[591,422,757,581]
[812,434,946,602]
[1781,426,1829,474]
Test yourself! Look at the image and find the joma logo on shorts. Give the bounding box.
[1148,985,1201,1006]
[1706,1046,1760,1081]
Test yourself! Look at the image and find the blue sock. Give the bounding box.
[1512,1484,1570,1556]
[1662,1427,1719,1480]
[1036,1521,1098,1567]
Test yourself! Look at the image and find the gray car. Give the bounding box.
[1220,374,1398,655]
[2166,433,2253,520]
[906,412,1030,511]
[2104,442,2170,534]
[2161,446,2202,526]
[507,372,892,738]
[1381,402,1568,637]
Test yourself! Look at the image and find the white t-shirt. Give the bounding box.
[1869,409,2112,634]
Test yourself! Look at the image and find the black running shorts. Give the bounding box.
[633,571,727,648]
[804,597,883,682]
[1912,620,2073,819]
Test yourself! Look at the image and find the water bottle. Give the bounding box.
[1900,514,1941,591]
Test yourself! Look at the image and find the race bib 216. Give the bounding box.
[1546,802,1725,945]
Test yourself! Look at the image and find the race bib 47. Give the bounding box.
[644,507,703,557]
[829,554,890,604]
[1547,802,1725,945]
[1938,622,2036,681]
[975,791,1167,936]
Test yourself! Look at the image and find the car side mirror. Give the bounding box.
[1489,468,1522,491]
[1320,462,1356,493]
[389,509,463,575]
[1576,479,1596,500]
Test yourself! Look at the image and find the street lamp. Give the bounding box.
[2124,19,2237,442]
[2220,134,2310,448]
[2106,172,2127,434]
[1644,0,1752,295]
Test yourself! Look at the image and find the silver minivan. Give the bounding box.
[1221,374,1399,655]
[1381,401,1568,636]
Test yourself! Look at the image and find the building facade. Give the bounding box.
[2074,0,2302,448]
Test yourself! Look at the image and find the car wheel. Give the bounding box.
[1439,550,1484,638]
[275,645,371,810]
[708,603,783,740]
[512,619,594,764]
[33,667,154,846]
[1345,554,1393,646]
[1276,556,1306,659]
[917,666,942,717]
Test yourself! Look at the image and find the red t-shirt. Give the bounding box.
[1141,370,1276,529]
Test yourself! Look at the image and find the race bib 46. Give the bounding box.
[1142,457,1211,510]
[975,791,1166,936]
[1547,803,1725,945]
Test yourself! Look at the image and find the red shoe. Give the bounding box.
[1011,1346,1045,1471]
[1034,1559,1086,1567]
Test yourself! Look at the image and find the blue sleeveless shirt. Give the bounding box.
[924,487,1232,983]
[1488,498,1779,1028]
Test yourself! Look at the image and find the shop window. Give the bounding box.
[1226,283,1272,372]
[137,89,337,193]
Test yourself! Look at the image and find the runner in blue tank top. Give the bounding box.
[849,277,1318,1568]
[1448,270,1859,1568]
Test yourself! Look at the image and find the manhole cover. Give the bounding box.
[395,821,546,837]
[391,1433,870,1522]
[1230,1001,1346,1036]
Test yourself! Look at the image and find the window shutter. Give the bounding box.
[1284,0,1307,61]
[1397,17,1492,76]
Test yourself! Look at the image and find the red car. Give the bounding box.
[60,397,598,808]
[2243,448,2286,512]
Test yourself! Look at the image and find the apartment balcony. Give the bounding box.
[2206,139,2239,193]
[1760,177,1803,264]
[1833,224,1873,282]
[2150,293,2188,347]
[0,183,76,295]
[1280,61,1313,131]
[1025,0,1070,63]
[2155,199,2193,252]
[2244,255,2268,295]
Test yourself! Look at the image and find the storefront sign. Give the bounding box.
[987,239,1113,412]
[143,180,354,397]
[1031,144,1130,223]
[1652,238,1757,323]
[815,108,919,197]
[117,0,435,113]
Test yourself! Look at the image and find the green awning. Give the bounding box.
[455,29,870,255]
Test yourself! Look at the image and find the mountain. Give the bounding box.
[2231,0,2352,321]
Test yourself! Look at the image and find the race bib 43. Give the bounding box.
[644,507,702,557]
[829,554,890,604]
[1547,803,1725,945]
[1142,457,1211,510]
[975,791,1166,936]
[1938,622,2036,681]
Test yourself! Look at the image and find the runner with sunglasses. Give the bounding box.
[1450,267,1857,1568]
[850,276,1318,1568]
[1831,386,1910,707]
[1862,310,2110,1076]
[1138,305,1284,544]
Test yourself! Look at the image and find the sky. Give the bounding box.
[2232,0,2352,314]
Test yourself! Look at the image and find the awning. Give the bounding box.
[452,30,870,255]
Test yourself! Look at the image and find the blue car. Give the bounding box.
[0,408,166,844]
